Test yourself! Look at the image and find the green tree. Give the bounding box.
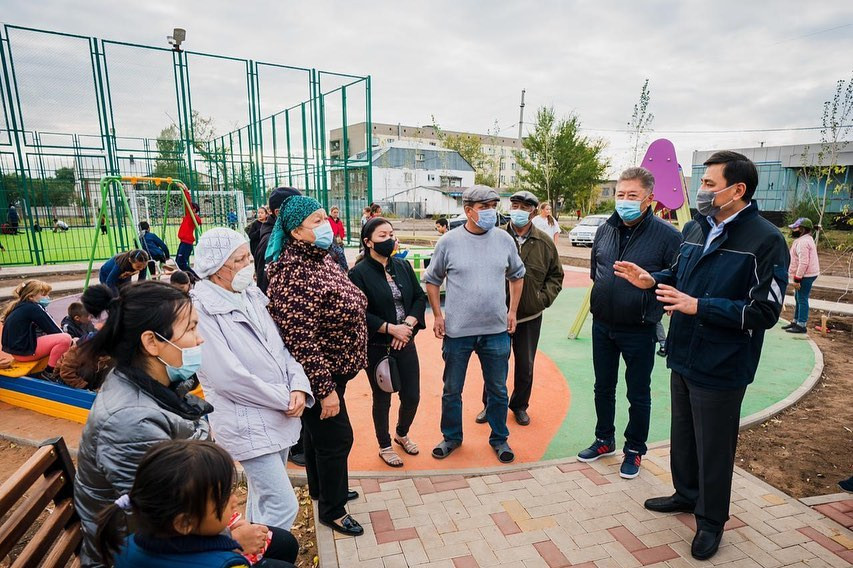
[627,78,654,166]
[797,69,853,245]
[150,111,219,191]
[514,107,609,216]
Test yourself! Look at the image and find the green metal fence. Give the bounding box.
[0,23,372,265]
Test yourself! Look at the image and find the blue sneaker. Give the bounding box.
[620,451,642,479]
[577,438,617,462]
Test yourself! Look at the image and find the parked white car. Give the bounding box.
[569,214,610,247]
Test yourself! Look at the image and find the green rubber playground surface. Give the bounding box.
[538,286,816,460]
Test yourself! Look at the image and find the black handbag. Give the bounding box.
[374,345,401,393]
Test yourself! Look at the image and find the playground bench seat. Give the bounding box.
[0,437,82,567]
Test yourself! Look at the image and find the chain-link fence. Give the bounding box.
[0,24,372,265]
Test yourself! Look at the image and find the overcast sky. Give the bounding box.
[4,0,853,176]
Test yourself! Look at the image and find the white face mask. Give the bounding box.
[230,265,255,292]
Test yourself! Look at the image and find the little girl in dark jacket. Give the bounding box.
[0,279,72,381]
[97,440,297,568]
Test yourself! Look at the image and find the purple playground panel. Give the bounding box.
[642,139,685,211]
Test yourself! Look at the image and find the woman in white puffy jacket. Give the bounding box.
[192,227,314,531]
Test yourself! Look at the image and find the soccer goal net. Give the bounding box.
[125,188,248,232]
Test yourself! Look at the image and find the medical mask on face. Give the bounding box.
[510,209,531,227]
[696,184,735,217]
[371,238,396,258]
[155,332,202,383]
[37,297,51,307]
[229,265,255,292]
[311,222,334,250]
[615,200,644,222]
[474,208,497,231]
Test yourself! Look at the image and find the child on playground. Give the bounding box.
[169,270,192,293]
[176,188,202,278]
[96,439,298,568]
[99,249,150,293]
[0,280,72,382]
[138,221,172,280]
[61,301,96,340]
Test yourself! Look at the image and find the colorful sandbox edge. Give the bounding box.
[0,375,94,424]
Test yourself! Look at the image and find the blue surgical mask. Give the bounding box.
[155,332,202,383]
[615,200,644,223]
[312,222,334,250]
[37,297,51,307]
[510,210,531,228]
[475,208,497,232]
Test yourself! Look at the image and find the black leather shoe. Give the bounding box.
[475,408,488,424]
[691,529,723,560]
[513,409,530,426]
[288,452,306,467]
[347,489,359,501]
[321,514,364,537]
[644,495,695,513]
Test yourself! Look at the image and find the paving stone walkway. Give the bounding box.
[316,446,853,567]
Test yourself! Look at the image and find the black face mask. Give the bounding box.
[791,230,801,238]
[371,238,396,258]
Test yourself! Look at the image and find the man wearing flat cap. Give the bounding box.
[474,190,563,427]
[424,185,526,464]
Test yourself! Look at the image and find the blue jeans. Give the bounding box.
[441,332,511,446]
[175,242,198,278]
[794,276,817,326]
[591,320,656,454]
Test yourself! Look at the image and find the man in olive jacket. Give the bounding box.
[476,191,564,426]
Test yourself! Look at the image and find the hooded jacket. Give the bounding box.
[192,279,314,461]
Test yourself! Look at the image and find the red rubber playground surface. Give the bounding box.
[296,271,589,474]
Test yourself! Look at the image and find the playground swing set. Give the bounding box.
[0,175,200,423]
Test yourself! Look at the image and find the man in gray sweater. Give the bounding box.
[424,185,526,463]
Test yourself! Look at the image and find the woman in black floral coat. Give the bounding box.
[265,195,368,537]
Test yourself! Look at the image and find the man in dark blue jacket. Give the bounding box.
[578,167,681,480]
[615,151,789,560]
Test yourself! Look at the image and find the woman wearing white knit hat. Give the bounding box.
[191,227,314,531]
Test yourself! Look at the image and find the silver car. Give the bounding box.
[569,214,610,247]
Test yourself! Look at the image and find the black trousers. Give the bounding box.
[670,371,746,532]
[255,526,299,567]
[481,315,542,412]
[302,378,354,522]
[367,342,420,448]
[591,320,656,454]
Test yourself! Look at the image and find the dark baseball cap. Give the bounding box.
[268,187,302,212]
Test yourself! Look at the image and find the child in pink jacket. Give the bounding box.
[784,218,820,334]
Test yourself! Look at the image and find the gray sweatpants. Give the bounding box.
[241,448,299,530]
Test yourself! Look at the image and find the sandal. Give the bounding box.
[379,446,404,468]
[394,435,419,455]
[431,440,461,460]
[493,442,515,464]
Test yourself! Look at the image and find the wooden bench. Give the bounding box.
[0,437,81,567]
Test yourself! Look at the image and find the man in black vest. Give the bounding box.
[615,151,790,560]
[578,167,682,480]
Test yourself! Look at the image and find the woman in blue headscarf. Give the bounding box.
[264,196,368,538]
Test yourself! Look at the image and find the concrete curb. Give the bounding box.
[799,492,852,506]
[737,332,824,430]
